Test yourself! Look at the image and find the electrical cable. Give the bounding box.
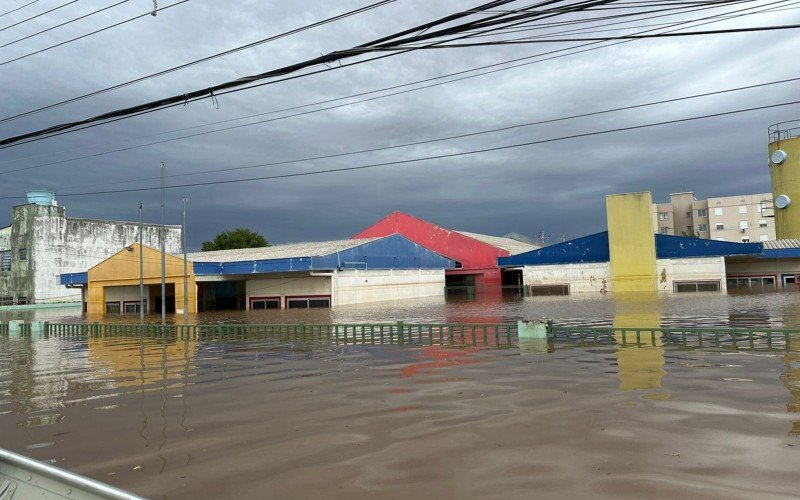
[0,0,132,49]
[0,0,189,67]
[0,1,39,19]
[0,0,79,33]
[0,0,397,124]
[0,0,661,147]
[0,0,773,161]
[1,98,795,200]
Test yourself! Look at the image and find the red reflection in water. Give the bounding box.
[400,346,482,378]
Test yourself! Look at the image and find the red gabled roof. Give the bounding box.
[353,211,509,269]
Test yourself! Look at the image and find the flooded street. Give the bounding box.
[2,293,800,498]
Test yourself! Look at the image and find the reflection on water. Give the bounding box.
[2,293,800,498]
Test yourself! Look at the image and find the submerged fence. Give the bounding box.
[2,321,800,350]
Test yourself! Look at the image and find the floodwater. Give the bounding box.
[1,292,799,499]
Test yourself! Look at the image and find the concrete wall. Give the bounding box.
[0,226,10,251]
[655,257,727,292]
[0,202,182,304]
[522,262,610,293]
[245,273,331,308]
[104,285,143,303]
[725,259,800,276]
[607,192,658,292]
[334,269,445,306]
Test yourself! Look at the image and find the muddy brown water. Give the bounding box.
[1,292,799,499]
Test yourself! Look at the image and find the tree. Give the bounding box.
[202,228,269,251]
[680,228,699,238]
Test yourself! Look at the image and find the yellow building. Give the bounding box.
[768,123,800,240]
[606,192,658,293]
[84,243,196,315]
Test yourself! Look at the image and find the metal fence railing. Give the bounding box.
[2,321,799,351]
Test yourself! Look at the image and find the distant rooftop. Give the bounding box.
[456,231,539,255]
[762,239,800,250]
[188,238,380,263]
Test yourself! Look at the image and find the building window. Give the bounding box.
[674,281,720,292]
[727,276,776,289]
[123,301,146,314]
[658,212,669,221]
[739,221,749,229]
[528,284,569,296]
[697,209,708,217]
[714,207,723,216]
[18,248,27,261]
[105,301,121,314]
[17,296,27,305]
[738,205,747,214]
[685,211,692,218]
[759,219,767,228]
[286,296,331,309]
[250,297,281,310]
[0,296,13,306]
[741,236,750,243]
[698,224,708,232]
[760,235,769,242]
[659,227,670,234]
[715,223,724,231]
[0,250,9,271]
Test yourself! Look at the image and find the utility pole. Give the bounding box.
[139,203,144,323]
[182,196,188,322]
[160,161,166,325]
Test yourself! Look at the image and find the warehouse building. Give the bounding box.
[1,192,181,306]
[354,211,538,297]
[61,234,454,314]
[499,192,789,295]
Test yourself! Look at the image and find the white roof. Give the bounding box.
[188,238,380,263]
[456,231,539,255]
[762,239,800,250]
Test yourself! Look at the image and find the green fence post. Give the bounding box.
[397,321,404,345]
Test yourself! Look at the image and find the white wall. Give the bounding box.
[522,262,611,293]
[32,210,181,304]
[333,269,445,306]
[655,257,727,292]
[245,273,331,308]
[104,285,144,303]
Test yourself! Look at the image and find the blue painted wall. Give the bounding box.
[498,232,611,266]
[194,234,454,276]
[500,231,764,267]
[60,272,88,285]
[654,234,762,258]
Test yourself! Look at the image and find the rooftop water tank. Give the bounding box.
[26,191,56,206]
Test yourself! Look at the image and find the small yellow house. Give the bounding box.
[85,243,196,315]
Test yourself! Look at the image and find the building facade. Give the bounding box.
[1,193,181,305]
[652,192,775,243]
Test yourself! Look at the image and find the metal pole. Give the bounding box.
[182,196,188,322]
[139,203,144,323]
[160,161,166,325]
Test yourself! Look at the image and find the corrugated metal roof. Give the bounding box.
[762,239,800,249]
[455,231,540,255]
[188,238,380,263]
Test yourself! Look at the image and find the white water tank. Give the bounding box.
[26,191,56,206]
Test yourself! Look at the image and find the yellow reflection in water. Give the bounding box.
[88,337,195,389]
[613,293,666,391]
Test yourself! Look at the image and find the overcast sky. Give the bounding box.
[1,0,799,249]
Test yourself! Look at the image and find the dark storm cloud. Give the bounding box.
[1,0,799,248]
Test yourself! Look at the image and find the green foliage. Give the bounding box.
[680,228,699,238]
[202,228,269,251]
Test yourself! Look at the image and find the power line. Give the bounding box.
[3,98,796,200]
[49,75,798,190]
[0,0,79,34]
[0,0,132,49]
[0,0,396,124]
[0,0,672,147]
[0,0,188,67]
[0,1,40,19]
[410,22,800,47]
[0,0,776,163]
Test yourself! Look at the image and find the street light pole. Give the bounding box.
[182,196,188,322]
[139,203,144,323]
[160,161,166,325]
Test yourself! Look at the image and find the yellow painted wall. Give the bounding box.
[606,192,658,292]
[769,136,800,239]
[86,243,196,315]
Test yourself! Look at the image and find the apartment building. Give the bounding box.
[653,192,775,243]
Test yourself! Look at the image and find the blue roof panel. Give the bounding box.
[654,234,762,258]
[499,232,610,266]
